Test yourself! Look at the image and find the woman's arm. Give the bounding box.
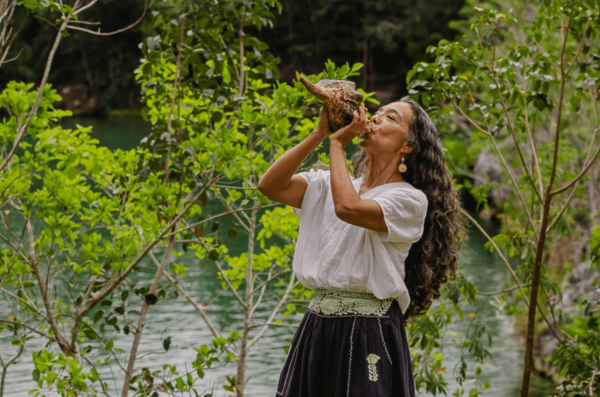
[329,108,388,232]
[257,109,330,208]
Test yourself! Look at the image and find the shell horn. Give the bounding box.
[298,75,327,101]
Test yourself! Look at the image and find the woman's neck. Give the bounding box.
[361,154,406,190]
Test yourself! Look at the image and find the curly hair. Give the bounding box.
[350,97,466,322]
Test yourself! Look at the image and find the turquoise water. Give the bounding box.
[0,117,557,396]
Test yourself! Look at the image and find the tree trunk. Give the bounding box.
[121,232,177,397]
[520,196,551,397]
[236,207,257,397]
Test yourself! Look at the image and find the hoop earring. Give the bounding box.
[398,155,407,173]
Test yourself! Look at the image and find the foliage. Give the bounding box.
[407,0,600,394]
[0,1,379,396]
[3,0,599,397]
[2,0,466,112]
[257,0,465,90]
[0,0,148,112]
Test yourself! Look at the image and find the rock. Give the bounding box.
[561,260,599,310]
[56,83,101,113]
[534,260,600,382]
[472,149,510,217]
[473,149,502,187]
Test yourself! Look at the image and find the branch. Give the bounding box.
[462,210,563,341]
[0,288,47,321]
[250,268,271,318]
[66,0,147,36]
[212,259,247,309]
[551,127,600,196]
[217,32,241,83]
[121,231,177,397]
[546,1,577,202]
[167,203,278,238]
[247,273,295,349]
[247,110,290,152]
[214,190,251,233]
[531,37,560,73]
[146,249,238,359]
[0,16,70,174]
[248,322,297,330]
[0,47,21,65]
[0,319,56,341]
[250,268,290,294]
[164,14,185,187]
[477,284,530,296]
[566,18,590,75]
[523,103,544,200]
[73,0,98,14]
[548,120,600,230]
[444,91,539,239]
[69,20,101,25]
[76,179,216,323]
[25,219,72,354]
[493,80,542,202]
[212,184,257,190]
[82,356,111,397]
[462,210,529,303]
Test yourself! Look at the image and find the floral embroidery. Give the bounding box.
[367,354,381,382]
[308,290,393,317]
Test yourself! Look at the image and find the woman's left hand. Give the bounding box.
[330,105,368,148]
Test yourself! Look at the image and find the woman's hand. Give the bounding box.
[315,107,331,139]
[330,105,368,148]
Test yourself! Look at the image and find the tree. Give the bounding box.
[408,0,600,395]
[0,1,378,396]
[0,0,149,113]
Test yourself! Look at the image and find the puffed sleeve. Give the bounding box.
[371,188,428,243]
[294,169,330,216]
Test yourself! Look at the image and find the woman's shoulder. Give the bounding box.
[297,168,331,184]
[377,183,428,207]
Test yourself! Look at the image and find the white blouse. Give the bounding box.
[292,169,428,313]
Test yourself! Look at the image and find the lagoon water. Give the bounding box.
[0,117,557,396]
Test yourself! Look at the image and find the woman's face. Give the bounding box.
[358,102,414,157]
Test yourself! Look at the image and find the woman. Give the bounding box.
[258,98,464,397]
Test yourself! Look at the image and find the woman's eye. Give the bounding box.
[387,115,395,121]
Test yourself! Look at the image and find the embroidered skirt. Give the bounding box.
[275,290,415,397]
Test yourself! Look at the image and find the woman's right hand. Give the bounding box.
[315,107,331,138]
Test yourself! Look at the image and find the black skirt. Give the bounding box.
[275,290,415,397]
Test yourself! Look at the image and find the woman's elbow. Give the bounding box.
[334,205,353,222]
[257,178,272,197]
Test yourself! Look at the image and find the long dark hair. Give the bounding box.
[350,97,466,322]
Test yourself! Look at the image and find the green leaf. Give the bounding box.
[227,227,238,239]
[93,310,104,323]
[208,250,220,261]
[83,329,97,340]
[22,0,37,9]
[163,336,172,351]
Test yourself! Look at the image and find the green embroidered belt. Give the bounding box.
[308,289,393,317]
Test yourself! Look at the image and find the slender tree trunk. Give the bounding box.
[520,197,551,397]
[121,232,177,397]
[521,6,573,393]
[236,207,257,397]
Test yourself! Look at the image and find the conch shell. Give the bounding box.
[298,75,364,132]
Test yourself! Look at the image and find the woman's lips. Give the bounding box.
[359,124,374,138]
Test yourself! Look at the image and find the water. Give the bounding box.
[0,117,557,397]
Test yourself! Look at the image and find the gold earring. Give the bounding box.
[398,155,407,173]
